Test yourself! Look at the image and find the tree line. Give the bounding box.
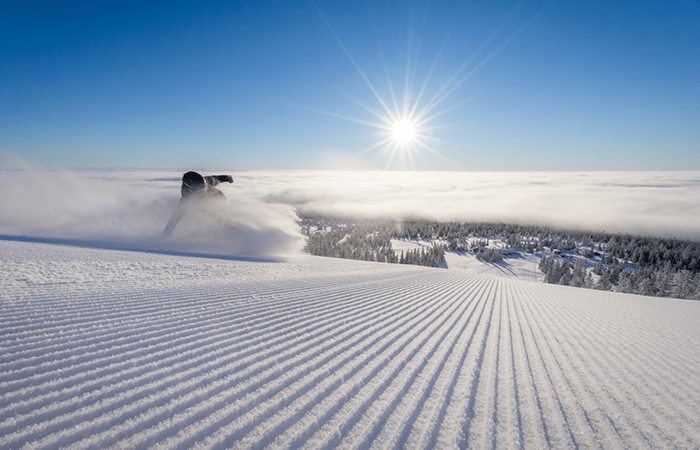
[300,215,700,299]
[301,216,445,268]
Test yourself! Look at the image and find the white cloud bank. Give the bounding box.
[240,170,700,240]
[1,163,699,259]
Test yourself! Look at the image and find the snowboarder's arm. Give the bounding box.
[205,175,234,186]
[215,175,233,183]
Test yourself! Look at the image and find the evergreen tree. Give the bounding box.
[594,272,611,291]
[655,264,672,297]
[570,259,587,287]
[617,271,634,293]
[636,277,657,297]
[671,270,692,299]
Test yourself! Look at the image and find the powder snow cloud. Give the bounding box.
[0,162,306,257]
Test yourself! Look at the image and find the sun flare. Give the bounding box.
[313,3,466,170]
[392,120,416,145]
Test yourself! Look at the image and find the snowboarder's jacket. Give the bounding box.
[163,171,234,237]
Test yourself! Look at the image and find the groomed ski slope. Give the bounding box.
[2,239,700,450]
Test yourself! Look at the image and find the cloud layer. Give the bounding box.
[241,170,700,239]
[1,165,699,258]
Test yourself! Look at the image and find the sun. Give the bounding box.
[312,0,547,170]
[392,120,416,145]
[312,2,474,169]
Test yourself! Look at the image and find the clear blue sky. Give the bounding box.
[1,0,698,171]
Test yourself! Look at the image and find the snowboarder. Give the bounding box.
[163,171,234,237]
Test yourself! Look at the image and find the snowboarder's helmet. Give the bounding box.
[181,171,205,196]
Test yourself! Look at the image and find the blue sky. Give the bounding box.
[1,0,698,171]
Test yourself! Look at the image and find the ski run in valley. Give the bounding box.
[2,239,700,450]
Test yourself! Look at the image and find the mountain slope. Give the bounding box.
[2,239,699,449]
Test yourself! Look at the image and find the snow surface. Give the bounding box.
[3,238,700,450]
[392,238,543,282]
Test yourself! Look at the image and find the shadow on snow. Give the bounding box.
[0,234,285,264]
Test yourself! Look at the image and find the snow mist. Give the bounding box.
[0,163,306,258]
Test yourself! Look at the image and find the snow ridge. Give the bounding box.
[2,240,700,449]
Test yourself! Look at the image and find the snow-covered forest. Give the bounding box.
[302,216,700,300]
